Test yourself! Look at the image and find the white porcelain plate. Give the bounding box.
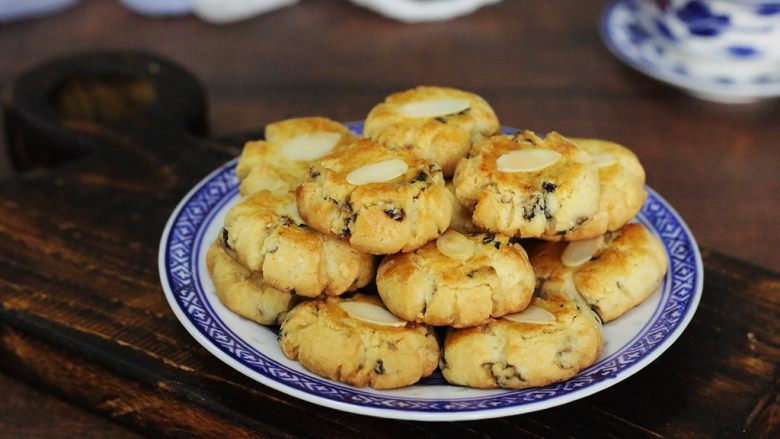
[159,122,703,421]
[601,0,780,103]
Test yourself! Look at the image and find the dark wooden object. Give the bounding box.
[0,50,778,438]
[0,372,143,439]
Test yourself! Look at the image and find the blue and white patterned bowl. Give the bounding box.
[602,0,780,102]
[636,0,780,65]
[158,122,703,420]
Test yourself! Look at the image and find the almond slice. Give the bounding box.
[503,304,556,325]
[346,158,408,185]
[496,149,562,173]
[339,301,407,327]
[281,132,342,161]
[590,152,616,168]
[398,98,471,118]
[436,230,475,260]
[561,236,602,267]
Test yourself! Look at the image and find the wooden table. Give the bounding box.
[0,0,777,437]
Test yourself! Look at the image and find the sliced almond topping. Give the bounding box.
[346,158,408,185]
[561,237,602,267]
[503,304,556,325]
[281,132,342,161]
[496,149,562,173]
[436,230,475,260]
[590,152,616,168]
[339,301,407,327]
[398,98,471,118]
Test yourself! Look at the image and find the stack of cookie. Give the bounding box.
[207,86,669,390]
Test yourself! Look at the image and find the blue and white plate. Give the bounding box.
[601,0,780,103]
[159,123,703,421]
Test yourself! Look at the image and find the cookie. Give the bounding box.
[364,86,500,177]
[296,138,452,254]
[453,130,600,239]
[529,223,668,322]
[222,190,375,297]
[206,240,299,325]
[445,181,478,234]
[278,294,440,389]
[440,286,603,389]
[550,137,647,240]
[236,117,356,196]
[376,230,535,328]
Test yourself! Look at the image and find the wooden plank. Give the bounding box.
[2,247,777,437]
[0,372,143,439]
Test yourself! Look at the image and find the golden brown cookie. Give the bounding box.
[206,240,300,325]
[364,86,499,176]
[222,190,375,297]
[453,130,600,239]
[529,223,667,322]
[278,294,440,389]
[440,286,602,389]
[445,181,479,234]
[549,137,647,240]
[296,138,451,254]
[376,230,535,328]
[236,117,356,195]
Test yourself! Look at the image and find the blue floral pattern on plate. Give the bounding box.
[159,122,703,420]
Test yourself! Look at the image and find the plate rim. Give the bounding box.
[159,152,703,423]
[600,0,780,100]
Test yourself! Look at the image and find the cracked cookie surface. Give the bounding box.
[296,138,451,254]
[453,131,600,239]
[364,86,499,177]
[236,117,356,196]
[278,294,440,389]
[206,240,301,325]
[529,223,668,323]
[441,286,602,389]
[222,190,375,297]
[376,230,535,328]
[549,137,647,240]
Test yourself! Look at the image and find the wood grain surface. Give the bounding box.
[0,372,143,439]
[0,0,778,437]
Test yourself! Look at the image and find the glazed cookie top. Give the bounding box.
[236,117,356,195]
[296,138,451,254]
[550,137,647,240]
[453,130,600,239]
[529,223,668,322]
[376,229,535,328]
[222,190,375,297]
[364,86,500,176]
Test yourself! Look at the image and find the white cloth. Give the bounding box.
[193,0,298,24]
[133,0,502,23]
[119,0,193,16]
[349,0,503,22]
[0,0,502,24]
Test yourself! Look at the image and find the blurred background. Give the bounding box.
[0,1,777,265]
